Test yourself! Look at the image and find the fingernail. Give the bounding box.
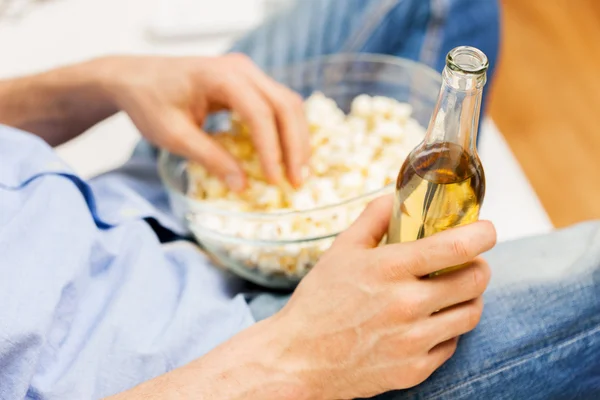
[291,165,309,189]
[226,174,245,192]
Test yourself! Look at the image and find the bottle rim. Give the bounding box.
[446,46,489,75]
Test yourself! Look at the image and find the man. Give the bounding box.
[0,0,598,399]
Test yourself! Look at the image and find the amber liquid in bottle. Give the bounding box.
[386,46,489,276]
[387,142,485,244]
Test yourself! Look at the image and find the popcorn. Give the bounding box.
[372,119,405,141]
[371,96,394,117]
[311,178,340,204]
[347,116,368,135]
[204,177,227,198]
[187,93,425,279]
[338,171,363,197]
[289,188,317,210]
[352,147,376,171]
[350,94,372,117]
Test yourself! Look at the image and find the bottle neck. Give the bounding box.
[423,64,486,153]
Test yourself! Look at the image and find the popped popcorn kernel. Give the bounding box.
[187,93,425,278]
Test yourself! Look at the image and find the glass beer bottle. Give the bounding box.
[386,46,488,268]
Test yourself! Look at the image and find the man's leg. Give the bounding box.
[249,221,600,399]
[230,0,500,115]
[231,0,499,76]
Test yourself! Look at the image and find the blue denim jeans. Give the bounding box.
[232,1,600,398]
[230,0,500,118]
[248,222,600,399]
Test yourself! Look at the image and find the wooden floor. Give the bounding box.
[488,0,600,228]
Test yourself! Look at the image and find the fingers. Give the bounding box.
[427,337,459,372]
[377,221,497,279]
[402,298,482,384]
[423,258,491,313]
[240,62,310,187]
[164,111,247,191]
[213,54,309,187]
[423,297,484,348]
[220,75,284,185]
[335,195,394,248]
[407,337,458,387]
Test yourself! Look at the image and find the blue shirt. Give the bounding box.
[0,126,255,399]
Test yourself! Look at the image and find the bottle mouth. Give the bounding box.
[446,46,489,75]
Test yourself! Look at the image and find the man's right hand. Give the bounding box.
[109,195,496,400]
[270,195,496,399]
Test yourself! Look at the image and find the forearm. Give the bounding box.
[106,318,314,400]
[0,58,119,146]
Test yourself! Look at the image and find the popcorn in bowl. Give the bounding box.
[185,92,426,282]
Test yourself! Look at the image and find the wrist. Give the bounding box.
[113,316,320,400]
[84,56,132,111]
[201,316,319,400]
[246,316,319,400]
[0,59,121,144]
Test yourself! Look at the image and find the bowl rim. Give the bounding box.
[158,52,442,219]
[188,220,341,244]
[159,152,396,219]
[267,52,443,84]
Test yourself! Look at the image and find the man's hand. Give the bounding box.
[0,54,310,189]
[271,196,496,398]
[100,54,309,189]
[111,196,496,400]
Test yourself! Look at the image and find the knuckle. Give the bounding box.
[471,261,490,295]
[253,104,275,122]
[393,291,427,321]
[401,250,428,277]
[470,265,484,293]
[443,339,459,360]
[210,77,231,95]
[379,259,403,281]
[448,338,459,355]
[450,236,472,259]
[369,249,391,276]
[402,328,429,353]
[412,359,435,385]
[466,300,484,331]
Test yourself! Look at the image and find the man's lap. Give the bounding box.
[248,222,600,399]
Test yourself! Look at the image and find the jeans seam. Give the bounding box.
[418,0,448,67]
[341,0,402,53]
[425,321,600,399]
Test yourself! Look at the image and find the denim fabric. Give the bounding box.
[230,0,500,119]
[249,222,600,399]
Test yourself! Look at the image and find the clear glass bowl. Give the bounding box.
[158,53,442,289]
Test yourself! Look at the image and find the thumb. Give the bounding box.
[335,195,394,248]
[165,112,247,192]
